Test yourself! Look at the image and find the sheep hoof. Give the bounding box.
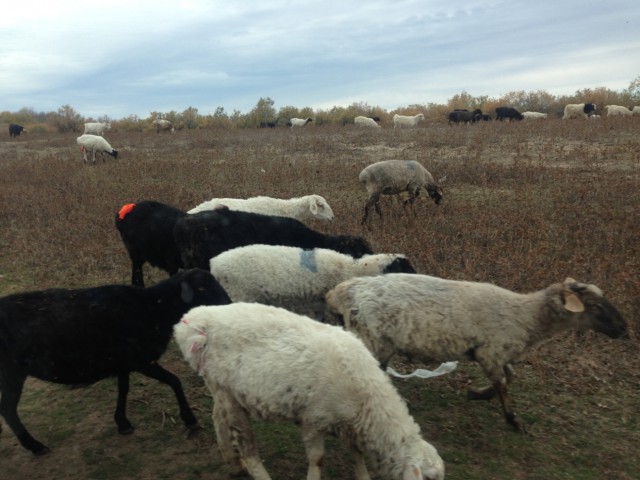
[184,423,202,438]
[467,387,497,401]
[118,425,135,435]
[32,444,50,456]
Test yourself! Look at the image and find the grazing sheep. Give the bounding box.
[288,117,313,127]
[115,201,371,287]
[8,124,26,137]
[174,303,445,480]
[562,103,597,119]
[188,194,334,224]
[475,113,492,121]
[495,107,524,121]
[393,113,424,128]
[174,207,373,272]
[209,245,416,320]
[354,115,381,128]
[448,109,482,125]
[522,111,548,120]
[0,269,231,455]
[359,159,443,223]
[76,134,118,163]
[152,119,175,133]
[604,105,633,117]
[326,274,627,433]
[83,121,111,135]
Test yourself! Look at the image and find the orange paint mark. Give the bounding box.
[117,203,136,221]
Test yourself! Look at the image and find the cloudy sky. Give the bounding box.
[1,0,638,119]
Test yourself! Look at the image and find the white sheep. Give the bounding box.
[174,303,445,480]
[359,159,443,223]
[521,111,547,120]
[354,116,381,128]
[326,274,628,433]
[76,134,118,163]
[83,121,111,135]
[632,106,640,116]
[187,194,334,224]
[562,103,597,119]
[393,113,424,128]
[604,105,633,117]
[152,119,175,133]
[288,117,313,127]
[209,245,416,320]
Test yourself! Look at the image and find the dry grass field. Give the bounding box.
[1,118,639,480]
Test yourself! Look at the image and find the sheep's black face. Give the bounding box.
[427,185,443,205]
[571,283,628,339]
[383,257,417,274]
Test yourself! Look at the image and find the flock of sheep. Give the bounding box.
[0,124,631,479]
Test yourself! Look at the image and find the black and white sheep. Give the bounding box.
[0,268,231,455]
[288,117,313,127]
[188,194,335,224]
[76,134,118,163]
[354,115,381,128]
[562,103,597,119]
[174,303,445,480]
[359,159,443,223]
[326,274,627,433]
[495,106,524,121]
[447,109,482,125]
[84,121,111,135]
[115,201,372,287]
[9,124,26,137]
[209,245,416,320]
[152,119,175,133]
[393,113,424,128]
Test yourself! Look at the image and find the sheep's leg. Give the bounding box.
[494,379,527,434]
[0,375,49,455]
[137,363,199,434]
[350,442,372,480]
[301,426,325,480]
[115,372,134,434]
[362,194,379,223]
[467,366,514,401]
[212,391,246,476]
[214,392,271,480]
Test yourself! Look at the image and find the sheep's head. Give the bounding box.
[427,184,443,205]
[561,278,628,339]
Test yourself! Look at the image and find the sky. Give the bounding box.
[1,0,639,119]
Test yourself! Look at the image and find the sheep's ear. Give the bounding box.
[402,462,422,480]
[562,291,584,312]
[181,281,195,304]
[310,198,318,214]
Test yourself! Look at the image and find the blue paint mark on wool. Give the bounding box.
[300,250,318,272]
[406,160,417,171]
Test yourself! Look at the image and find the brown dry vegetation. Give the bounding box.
[0,118,639,480]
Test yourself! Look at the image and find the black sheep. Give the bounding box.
[0,268,231,455]
[9,124,26,137]
[116,201,372,286]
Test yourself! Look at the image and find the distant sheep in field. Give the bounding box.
[354,115,381,128]
[209,245,416,320]
[288,117,313,127]
[83,122,111,135]
[359,159,443,223]
[76,134,118,163]
[495,107,524,121]
[605,105,633,117]
[9,124,26,137]
[393,113,424,128]
[188,194,334,224]
[632,106,640,115]
[0,268,231,455]
[174,303,445,480]
[326,274,628,433]
[522,111,547,120]
[152,119,175,133]
[563,103,597,119]
[448,109,482,125]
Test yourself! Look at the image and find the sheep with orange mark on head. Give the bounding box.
[76,134,118,163]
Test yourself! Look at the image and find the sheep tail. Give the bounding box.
[179,317,208,375]
[117,203,136,221]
